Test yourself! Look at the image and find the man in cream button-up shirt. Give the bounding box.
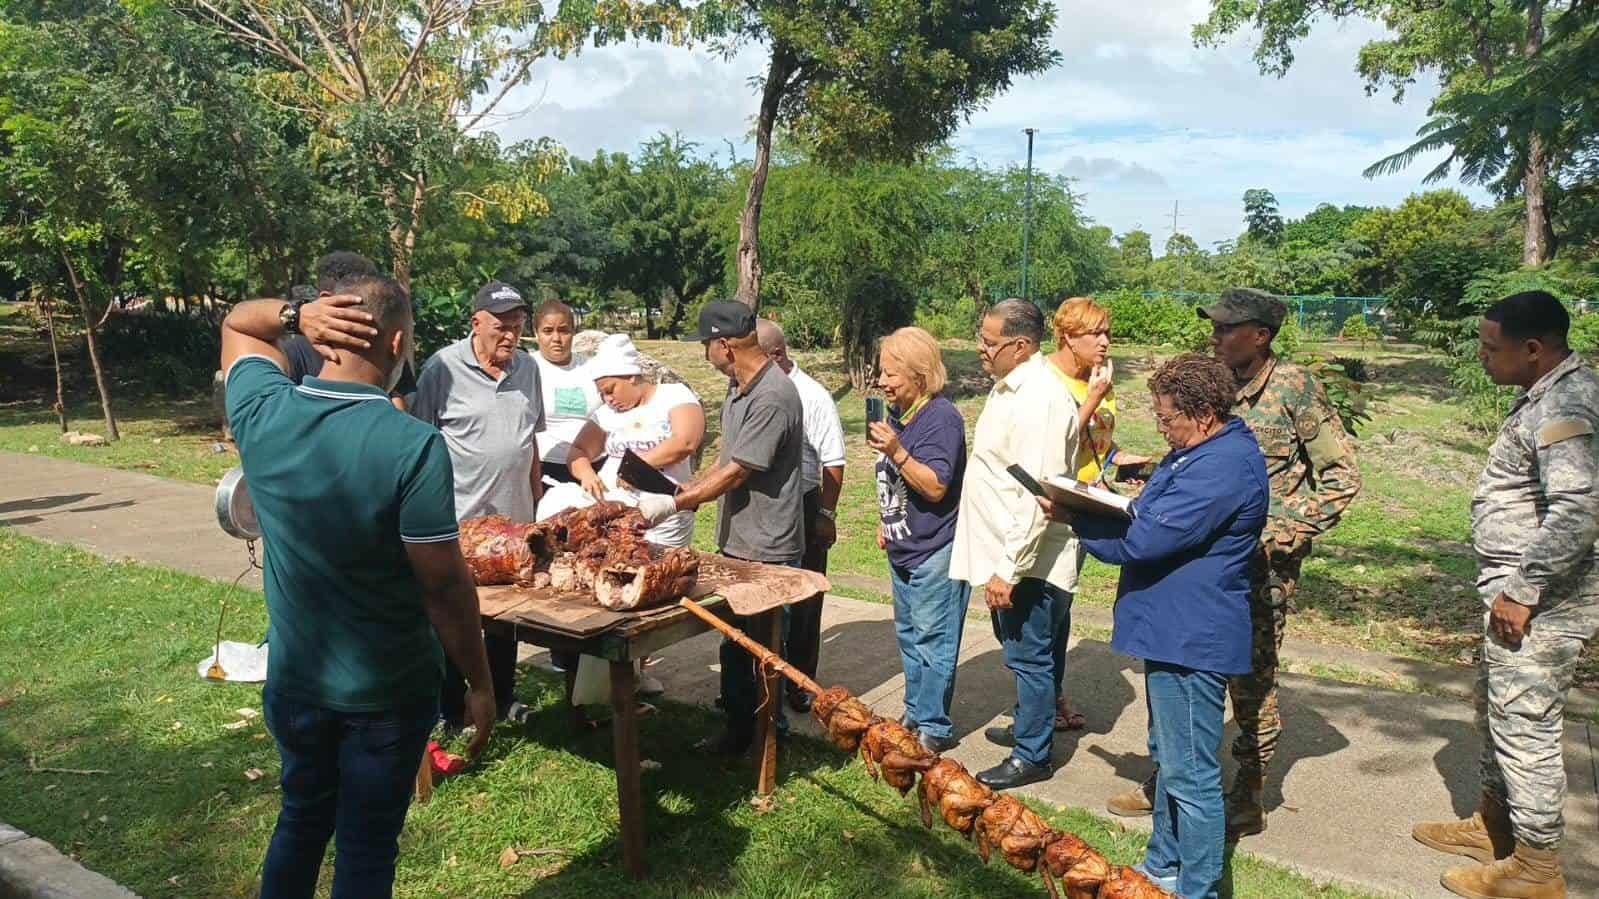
[950,299,1080,790]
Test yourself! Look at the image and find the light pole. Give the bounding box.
[1021,127,1036,304]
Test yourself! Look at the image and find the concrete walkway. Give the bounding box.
[2,452,1595,899]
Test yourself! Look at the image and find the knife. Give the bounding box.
[618,448,680,496]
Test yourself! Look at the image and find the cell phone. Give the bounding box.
[1006,464,1048,498]
[865,396,886,426]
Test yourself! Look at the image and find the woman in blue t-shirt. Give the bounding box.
[866,326,970,754]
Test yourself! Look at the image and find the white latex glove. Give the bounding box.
[635,492,678,526]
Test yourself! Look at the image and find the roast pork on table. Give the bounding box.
[593,546,700,611]
[458,515,545,586]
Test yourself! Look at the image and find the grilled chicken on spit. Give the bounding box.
[1039,832,1113,899]
[973,794,1058,872]
[1098,865,1174,899]
[917,758,996,835]
[858,718,937,794]
[810,687,876,752]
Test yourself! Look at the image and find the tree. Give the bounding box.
[757,158,940,386]
[1347,189,1512,314]
[187,0,689,285]
[701,0,1060,307]
[580,134,729,337]
[1282,203,1373,246]
[925,161,1113,313]
[1196,0,1580,266]
[1243,188,1284,244]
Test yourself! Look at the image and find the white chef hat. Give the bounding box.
[587,333,643,380]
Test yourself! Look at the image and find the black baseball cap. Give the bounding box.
[473,280,527,315]
[682,300,757,341]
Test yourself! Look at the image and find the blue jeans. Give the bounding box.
[720,554,800,745]
[990,578,1070,767]
[261,688,437,899]
[890,542,971,739]
[1143,662,1228,899]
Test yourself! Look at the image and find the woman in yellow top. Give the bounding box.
[1049,296,1118,483]
[1041,296,1124,732]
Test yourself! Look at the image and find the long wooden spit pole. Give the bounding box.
[677,598,825,698]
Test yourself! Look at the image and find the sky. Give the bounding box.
[484,0,1489,254]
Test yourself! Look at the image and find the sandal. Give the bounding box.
[1054,702,1086,731]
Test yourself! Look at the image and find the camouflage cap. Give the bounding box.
[1197,287,1287,331]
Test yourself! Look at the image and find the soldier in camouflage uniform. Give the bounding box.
[1413,291,1598,899]
[1104,288,1362,842]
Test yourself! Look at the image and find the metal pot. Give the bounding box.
[215,467,261,540]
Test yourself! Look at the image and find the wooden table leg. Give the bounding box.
[751,610,781,795]
[609,659,647,880]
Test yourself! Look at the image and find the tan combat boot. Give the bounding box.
[1441,842,1565,899]
[1106,772,1155,818]
[1225,768,1268,840]
[1414,794,1515,863]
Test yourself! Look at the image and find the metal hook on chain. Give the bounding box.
[205,540,260,681]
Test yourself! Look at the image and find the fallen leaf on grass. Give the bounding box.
[170,721,184,731]
[200,761,213,769]
[222,719,252,731]
[244,768,264,782]
[167,876,181,887]
[234,708,259,720]
[841,830,855,841]
[639,759,662,772]
[748,796,775,814]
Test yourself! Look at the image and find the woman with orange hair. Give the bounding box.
[1041,296,1141,732]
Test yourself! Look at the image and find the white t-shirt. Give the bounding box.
[533,351,601,465]
[788,364,847,492]
[592,381,701,547]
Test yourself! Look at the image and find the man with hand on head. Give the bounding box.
[278,251,416,410]
[220,277,494,899]
[631,301,805,755]
[1413,291,1597,899]
[755,318,845,713]
[950,298,1081,791]
[411,280,545,729]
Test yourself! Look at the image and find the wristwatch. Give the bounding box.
[279,299,304,335]
[817,507,836,521]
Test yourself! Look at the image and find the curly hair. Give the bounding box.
[1148,353,1237,422]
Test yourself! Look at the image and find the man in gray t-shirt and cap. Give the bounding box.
[634,300,805,753]
[412,279,545,727]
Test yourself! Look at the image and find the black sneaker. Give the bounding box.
[975,757,1052,790]
[984,724,1015,748]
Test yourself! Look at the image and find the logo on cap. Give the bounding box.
[492,287,520,301]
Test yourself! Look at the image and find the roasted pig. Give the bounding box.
[458,516,544,586]
[593,546,700,611]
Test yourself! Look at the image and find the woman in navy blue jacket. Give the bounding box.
[1040,353,1268,899]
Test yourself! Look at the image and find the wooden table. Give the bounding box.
[475,588,790,880]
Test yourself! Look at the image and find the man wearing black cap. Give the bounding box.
[1104,287,1362,841]
[412,280,545,729]
[633,300,806,754]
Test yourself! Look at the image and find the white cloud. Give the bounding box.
[483,1,1492,248]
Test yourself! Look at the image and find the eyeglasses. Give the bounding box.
[1154,410,1187,428]
[975,332,1020,352]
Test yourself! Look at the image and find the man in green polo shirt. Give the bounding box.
[220,275,496,899]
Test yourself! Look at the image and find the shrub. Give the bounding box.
[1098,289,1209,350]
[762,271,839,350]
[411,287,472,362]
[1326,354,1373,383]
[1340,312,1378,344]
[100,308,221,395]
[1570,313,1599,354]
[916,294,979,341]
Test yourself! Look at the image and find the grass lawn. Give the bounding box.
[0,530,1374,898]
[0,301,1588,686]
